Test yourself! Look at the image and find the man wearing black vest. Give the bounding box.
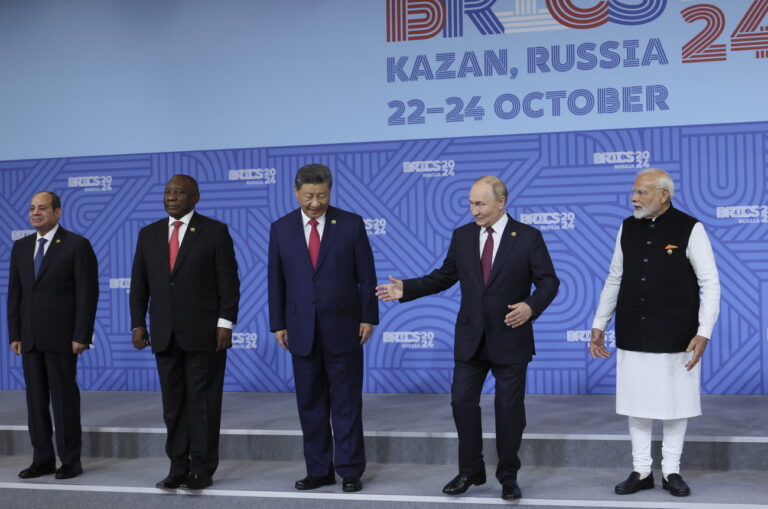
[590,169,720,497]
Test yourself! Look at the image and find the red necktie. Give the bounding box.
[169,220,183,271]
[480,227,494,285]
[308,218,320,268]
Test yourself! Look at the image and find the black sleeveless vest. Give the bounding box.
[615,206,700,353]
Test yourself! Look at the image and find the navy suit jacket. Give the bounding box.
[402,215,559,363]
[130,212,240,353]
[268,206,379,356]
[7,226,99,352]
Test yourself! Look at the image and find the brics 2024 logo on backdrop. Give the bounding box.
[68,176,112,192]
[594,150,651,169]
[716,205,768,224]
[382,331,436,349]
[228,169,277,185]
[386,0,668,42]
[520,211,576,230]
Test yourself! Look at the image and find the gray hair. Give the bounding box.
[637,168,675,199]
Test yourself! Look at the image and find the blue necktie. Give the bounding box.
[34,238,47,278]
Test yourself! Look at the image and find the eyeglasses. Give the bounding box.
[631,188,664,197]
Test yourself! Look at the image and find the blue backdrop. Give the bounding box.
[2,0,767,393]
[2,120,766,394]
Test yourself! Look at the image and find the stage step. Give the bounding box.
[1,456,766,509]
[1,392,767,471]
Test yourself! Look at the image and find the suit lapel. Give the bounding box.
[20,235,37,285]
[171,213,202,276]
[486,214,519,287]
[314,207,338,272]
[34,227,66,283]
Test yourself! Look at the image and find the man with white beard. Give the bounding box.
[590,168,720,497]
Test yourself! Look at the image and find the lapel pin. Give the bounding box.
[331,220,337,224]
[665,244,677,255]
[511,232,517,237]
[55,239,61,244]
[190,227,196,232]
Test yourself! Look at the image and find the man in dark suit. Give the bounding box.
[130,174,239,490]
[7,191,98,480]
[268,164,378,493]
[376,176,559,500]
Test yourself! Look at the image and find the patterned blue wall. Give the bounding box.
[1,121,766,394]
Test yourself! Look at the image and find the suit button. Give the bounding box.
[649,224,655,229]
[643,258,649,263]
[646,241,652,245]
[641,316,646,320]
[170,282,174,286]
[641,277,646,282]
[640,297,645,302]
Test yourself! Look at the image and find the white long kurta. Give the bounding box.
[592,221,720,419]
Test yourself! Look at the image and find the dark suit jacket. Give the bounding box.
[268,206,379,356]
[130,212,240,353]
[402,215,559,363]
[7,226,99,352]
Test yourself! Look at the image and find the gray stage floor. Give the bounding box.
[1,391,767,509]
[1,391,766,437]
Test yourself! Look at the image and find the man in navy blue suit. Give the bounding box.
[376,176,559,501]
[268,164,379,493]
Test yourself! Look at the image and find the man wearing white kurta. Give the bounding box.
[590,169,720,497]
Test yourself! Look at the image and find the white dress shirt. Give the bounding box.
[300,209,326,245]
[168,210,232,330]
[33,223,60,260]
[478,213,508,265]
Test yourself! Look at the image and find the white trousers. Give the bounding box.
[628,416,688,475]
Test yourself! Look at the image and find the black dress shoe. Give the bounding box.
[342,477,362,492]
[54,462,83,480]
[442,472,486,495]
[501,480,522,500]
[662,473,690,497]
[18,462,56,479]
[156,472,188,489]
[615,471,654,494]
[295,474,335,490]
[185,472,213,490]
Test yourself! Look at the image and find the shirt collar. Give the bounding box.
[168,210,195,227]
[484,212,508,234]
[300,209,326,227]
[36,223,60,242]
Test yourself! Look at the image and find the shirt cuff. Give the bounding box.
[217,318,233,329]
[591,318,610,331]
[696,326,712,340]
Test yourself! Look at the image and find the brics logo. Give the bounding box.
[716,206,768,224]
[364,218,388,235]
[382,331,436,349]
[386,0,667,42]
[593,151,651,169]
[228,168,277,185]
[567,329,616,347]
[402,160,456,177]
[232,332,258,349]
[519,211,576,230]
[68,176,112,192]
